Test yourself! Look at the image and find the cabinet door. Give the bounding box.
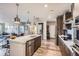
[28,45,32,56]
[26,36,41,56]
[31,40,35,55]
[34,38,37,51]
[62,43,67,56]
[64,45,72,56]
[59,39,65,55]
[26,39,34,56]
[34,36,41,51]
[59,38,67,56]
[59,38,72,56]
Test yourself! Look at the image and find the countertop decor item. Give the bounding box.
[10,35,16,39]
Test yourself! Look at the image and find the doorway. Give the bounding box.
[37,23,43,39]
[47,25,50,40]
[47,21,56,40]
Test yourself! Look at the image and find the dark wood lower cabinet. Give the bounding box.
[59,37,72,56]
[9,36,41,56]
[26,36,41,56]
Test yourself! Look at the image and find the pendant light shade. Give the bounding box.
[27,11,31,25]
[27,20,31,25]
[14,3,20,24]
[14,15,20,23]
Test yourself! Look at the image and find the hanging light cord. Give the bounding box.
[14,3,20,23]
[16,3,19,17]
[27,11,29,21]
[27,11,30,24]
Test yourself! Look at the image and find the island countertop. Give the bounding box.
[7,34,40,44]
[8,34,41,56]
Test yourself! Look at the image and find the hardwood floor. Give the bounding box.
[33,39,62,56]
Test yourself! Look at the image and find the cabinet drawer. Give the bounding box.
[27,40,34,46]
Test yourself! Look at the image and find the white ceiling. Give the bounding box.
[0,3,72,23]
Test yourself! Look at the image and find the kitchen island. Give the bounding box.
[8,34,41,56]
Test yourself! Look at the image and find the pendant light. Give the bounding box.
[27,11,31,25]
[14,3,20,24]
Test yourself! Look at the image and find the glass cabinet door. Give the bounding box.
[0,23,5,34]
[19,26,25,33]
[0,24,2,34]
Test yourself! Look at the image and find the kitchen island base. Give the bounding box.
[8,35,41,56]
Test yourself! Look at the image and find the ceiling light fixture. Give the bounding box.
[14,3,20,24]
[44,4,48,8]
[48,15,51,19]
[27,11,31,25]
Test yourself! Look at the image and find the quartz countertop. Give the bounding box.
[8,34,40,44]
[59,35,74,55]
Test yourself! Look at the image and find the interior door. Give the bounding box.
[37,23,43,39]
[47,25,50,39]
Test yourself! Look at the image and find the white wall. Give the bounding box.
[43,21,47,40]
[49,23,56,38]
[73,3,79,17]
[47,21,56,39]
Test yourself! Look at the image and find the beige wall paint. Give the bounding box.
[73,3,79,17]
[47,21,56,39]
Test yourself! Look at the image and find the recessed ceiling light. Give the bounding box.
[48,15,51,19]
[44,4,48,7]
